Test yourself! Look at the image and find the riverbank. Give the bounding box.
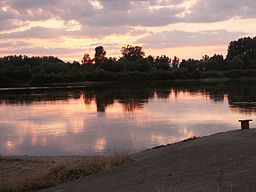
[2,129,256,192]
[40,129,256,192]
[0,154,132,192]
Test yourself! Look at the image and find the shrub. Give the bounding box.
[96,70,114,81]
[223,70,242,78]
[113,72,131,82]
[200,71,224,79]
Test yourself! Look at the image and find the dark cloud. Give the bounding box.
[137,29,247,48]
[0,19,21,31]
[1,0,183,29]
[1,0,256,35]
[185,0,256,23]
[0,9,25,31]
[1,0,256,32]
[7,0,60,9]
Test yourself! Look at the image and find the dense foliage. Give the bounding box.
[1,37,256,85]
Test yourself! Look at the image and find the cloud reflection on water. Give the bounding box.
[0,81,256,156]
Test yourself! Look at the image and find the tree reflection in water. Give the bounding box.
[0,80,256,114]
[1,80,256,156]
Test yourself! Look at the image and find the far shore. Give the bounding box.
[2,77,256,90]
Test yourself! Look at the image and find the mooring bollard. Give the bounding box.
[239,120,252,129]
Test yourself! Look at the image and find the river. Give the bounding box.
[0,80,255,156]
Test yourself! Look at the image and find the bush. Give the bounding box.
[113,72,131,82]
[128,58,152,72]
[188,70,201,79]
[171,68,188,79]
[96,70,114,81]
[128,71,153,81]
[151,71,174,80]
[223,70,242,78]
[200,71,224,79]
[240,69,256,77]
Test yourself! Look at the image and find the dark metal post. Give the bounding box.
[239,120,252,129]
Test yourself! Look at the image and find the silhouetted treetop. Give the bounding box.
[82,53,91,65]
[172,56,179,68]
[154,55,171,70]
[227,36,256,60]
[94,46,106,66]
[1,35,256,85]
[121,45,145,62]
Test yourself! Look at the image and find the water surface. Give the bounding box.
[0,80,256,156]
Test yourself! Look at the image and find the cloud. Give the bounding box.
[1,0,184,28]
[137,29,247,49]
[0,41,30,48]
[1,0,256,31]
[77,25,132,37]
[7,0,60,9]
[87,43,120,50]
[0,0,255,60]
[185,0,256,23]
[79,4,183,27]
[0,47,82,55]
[1,0,256,33]
[0,27,64,39]
[0,9,26,31]
[0,25,133,39]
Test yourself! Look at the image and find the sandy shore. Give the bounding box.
[38,129,256,192]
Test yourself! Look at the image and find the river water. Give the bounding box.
[0,80,256,156]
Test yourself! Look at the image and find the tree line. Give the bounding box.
[1,36,256,85]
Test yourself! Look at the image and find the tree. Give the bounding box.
[209,54,224,71]
[129,58,151,72]
[227,37,256,60]
[202,54,210,61]
[230,55,244,69]
[155,55,171,70]
[82,53,91,65]
[97,57,116,72]
[121,45,145,62]
[172,56,179,68]
[94,46,106,66]
[147,55,154,68]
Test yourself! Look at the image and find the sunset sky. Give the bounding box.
[0,0,256,62]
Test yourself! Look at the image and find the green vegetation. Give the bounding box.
[0,153,132,192]
[1,36,256,86]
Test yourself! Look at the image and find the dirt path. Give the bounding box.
[39,129,256,192]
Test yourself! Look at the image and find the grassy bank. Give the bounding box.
[0,153,132,192]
